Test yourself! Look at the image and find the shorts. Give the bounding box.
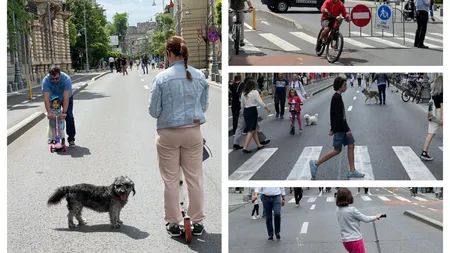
[343,239,365,253]
[333,132,355,151]
[321,17,336,29]
[428,108,442,134]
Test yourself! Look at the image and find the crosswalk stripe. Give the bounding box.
[405,32,443,43]
[290,31,318,45]
[439,147,443,151]
[307,197,316,202]
[287,146,322,180]
[318,190,323,196]
[229,149,233,154]
[392,146,436,180]
[378,196,390,201]
[326,197,334,202]
[351,146,375,180]
[376,32,441,49]
[300,222,309,234]
[394,196,411,202]
[344,37,376,48]
[310,204,316,210]
[289,198,296,203]
[229,148,278,180]
[242,39,263,53]
[361,196,372,201]
[259,33,302,51]
[428,208,437,211]
[413,197,428,201]
[430,33,443,37]
[244,22,253,30]
[350,32,408,48]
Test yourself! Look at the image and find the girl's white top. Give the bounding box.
[241,90,267,108]
[336,206,377,242]
[290,80,307,101]
[253,198,259,205]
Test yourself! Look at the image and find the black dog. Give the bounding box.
[48,176,135,228]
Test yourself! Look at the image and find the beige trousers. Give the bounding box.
[156,125,205,223]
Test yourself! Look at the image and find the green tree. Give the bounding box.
[215,0,222,27]
[151,13,175,57]
[113,13,128,50]
[105,22,116,37]
[7,0,33,53]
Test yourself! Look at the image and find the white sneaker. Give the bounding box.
[296,204,299,207]
[252,216,257,220]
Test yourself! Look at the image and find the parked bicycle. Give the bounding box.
[229,9,253,55]
[401,79,423,103]
[315,14,350,63]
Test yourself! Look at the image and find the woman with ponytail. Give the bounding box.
[149,36,209,237]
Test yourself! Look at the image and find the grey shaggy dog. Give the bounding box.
[48,176,135,228]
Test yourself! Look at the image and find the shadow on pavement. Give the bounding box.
[337,57,369,66]
[54,224,149,240]
[7,105,40,111]
[169,231,221,253]
[74,91,109,101]
[57,146,91,158]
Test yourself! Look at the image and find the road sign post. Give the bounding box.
[351,4,372,27]
[375,5,392,29]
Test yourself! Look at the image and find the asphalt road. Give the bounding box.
[229,187,443,253]
[7,68,222,252]
[229,79,443,180]
[229,0,443,66]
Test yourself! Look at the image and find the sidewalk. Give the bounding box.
[229,189,251,213]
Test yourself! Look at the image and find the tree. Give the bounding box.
[113,13,128,50]
[215,0,222,27]
[151,13,175,57]
[105,22,116,37]
[7,0,33,53]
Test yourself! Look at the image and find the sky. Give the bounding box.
[97,0,166,26]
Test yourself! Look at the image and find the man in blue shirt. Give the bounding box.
[272,73,289,119]
[42,66,76,147]
[414,0,431,48]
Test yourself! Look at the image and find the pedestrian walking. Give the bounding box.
[272,73,289,119]
[336,188,383,253]
[293,187,303,207]
[108,56,114,73]
[129,59,133,71]
[372,73,389,105]
[257,75,264,92]
[251,192,260,219]
[142,55,149,74]
[429,0,435,21]
[356,73,362,87]
[288,90,303,134]
[309,77,365,179]
[241,80,271,153]
[42,66,76,147]
[254,187,286,241]
[151,58,156,69]
[290,74,307,101]
[230,75,243,134]
[414,0,431,48]
[421,75,443,161]
[149,36,209,237]
[121,57,128,75]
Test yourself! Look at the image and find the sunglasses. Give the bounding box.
[51,76,60,81]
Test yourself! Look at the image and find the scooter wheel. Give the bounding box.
[63,146,67,152]
[184,218,192,243]
[50,146,53,153]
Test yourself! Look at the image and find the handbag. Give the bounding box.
[203,138,212,161]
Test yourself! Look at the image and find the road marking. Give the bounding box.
[361,196,372,201]
[392,146,436,180]
[326,197,334,202]
[378,196,390,201]
[345,37,375,48]
[413,197,428,201]
[287,146,322,180]
[289,198,296,203]
[405,32,442,43]
[429,33,443,38]
[229,148,278,180]
[244,23,253,30]
[261,21,270,25]
[242,39,263,53]
[428,208,437,211]
[144,85,149,89]
[376,32,441,49]
[353,96,357,100]
[351,146,375,180]
[307,197,316,202]
[439,147,443,151]
[412,203,419,205]
[268,114,274,117]
[368,191,372,195]
[351,32,408,48]
[394,196,411,202]
[310,204,316,210]
[420,205,426,208]
[290,31,318,45]
[141,79,144,82]
[300,222,309,234]
[318,190,323,196]
[259,33,301,51]
[229,149,233,154]
[348,106,353,111]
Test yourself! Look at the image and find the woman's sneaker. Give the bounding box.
[420,151,433,161]
[166,222,182,236]
[192,222,204,236]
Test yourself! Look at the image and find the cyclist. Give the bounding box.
[317,0,350,51]
[229,0,254,47]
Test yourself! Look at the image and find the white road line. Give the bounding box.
[345,37,375,48]
[259,33,301,51]
[244,23,253,30]
[300,222,309,234]
[287,146,323,180]
[310,204,316,210]
[37,94,43,97]
[413,197,428,201]
[242,39,263,53]
[412,203,419,205]
[376,32,441,49]
[307,197,316,203]
[290,31,318,45]
[420,205,426,208]
[229,149,233,154]
[392,146,436,180]
[428,208,437,211]
[318,190,323,196]
[261,21,270,25]
[351,146,375,180]
[144,85,149,89]
[229,148,278,180]
[353,96,357,100]
[348,106,353,111]
[368,191,372,196]
[21,100,29,104]
[289,198,296,203]
[326,197,334,202]
[351,32,408,48]
[429,33,443,38]
[267,114,274,117]
[141,79,144,82]
[394,196,411,202]
[439,147,443,151]
[361,196,372,201]
[378,196,390,201]
[405,32,443,43]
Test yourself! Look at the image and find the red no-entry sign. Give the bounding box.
[351,4,372,27]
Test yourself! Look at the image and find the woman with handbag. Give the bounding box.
[149,36,209,237]
[421,75,443,161]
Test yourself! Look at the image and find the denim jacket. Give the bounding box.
[149,60,209,129]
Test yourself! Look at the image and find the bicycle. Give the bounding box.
[401,79,423,103]
[229,9,253,55]
[315,14,350,63]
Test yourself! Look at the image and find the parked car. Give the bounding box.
[261,0,344,13]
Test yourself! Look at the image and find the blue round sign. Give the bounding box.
[377,5,391,21]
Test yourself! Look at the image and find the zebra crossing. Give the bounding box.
[238,24,443,55]
[229,145,442,180]
[287,194,433,205]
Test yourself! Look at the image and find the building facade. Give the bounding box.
[125,21,156,55]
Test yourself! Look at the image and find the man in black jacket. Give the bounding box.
[309,77,365,180]
[230,75,243,134]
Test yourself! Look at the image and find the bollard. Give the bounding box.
[392,187,395,194]
[28,80,32,99]
[252,9,256,30]
[440,7,443,17]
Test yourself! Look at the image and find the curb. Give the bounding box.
[257,9,303,29]
[229,202,249,213]
[91,72,110,81]
[7,85,42,100]
[403,210,443,230]
[208,81,222,88]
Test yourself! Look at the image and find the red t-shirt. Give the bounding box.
[320,0,349,21]
[288,96,302,113]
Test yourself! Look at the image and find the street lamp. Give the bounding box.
[83,0,89,71]
[77,28,88,72]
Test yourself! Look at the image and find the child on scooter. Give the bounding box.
[47,95,67,145]
[288,90,303,134]
[336,187,383,253]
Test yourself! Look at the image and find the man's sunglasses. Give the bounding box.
[51,76,60,81]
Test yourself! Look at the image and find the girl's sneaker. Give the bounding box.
[252,216,257,220]
[192,222,204,236]
[298,129,302,134]
[166,222,182,236]
[290,126,295,135]
[420,151,433,161]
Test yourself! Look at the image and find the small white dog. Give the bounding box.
[304,113,319,126]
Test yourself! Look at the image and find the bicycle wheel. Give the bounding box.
[315,28,325,56]
[235,25,241,55]
[415,91,422,104]
[401,89,411,102]
[326,32,344,63]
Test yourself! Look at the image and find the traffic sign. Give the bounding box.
[375,5,392,30]
[207,30,219,43]
[351,4,371,28]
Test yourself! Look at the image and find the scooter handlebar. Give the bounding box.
[380,214,387,218]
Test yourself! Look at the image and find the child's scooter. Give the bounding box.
[179,171,193,243]
[373,214,387,253]
[50,115,67,153]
